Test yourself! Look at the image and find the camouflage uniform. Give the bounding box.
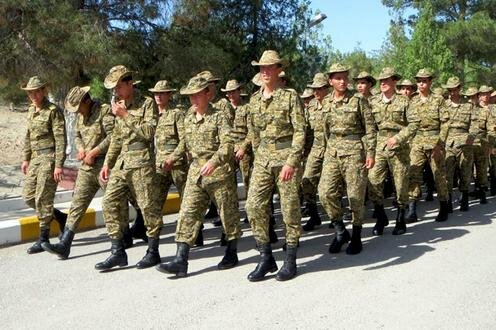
[22,98,66,229]
[368,92,419,207]
[102,95,163,239]
[175,104,241,246]
[245,86,306,246]
[473,105,490,190]
[318,89,376,225]
[231,101,253,193]
[487,105,496,185]
[408,93,449,202]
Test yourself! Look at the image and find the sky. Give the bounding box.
[309,0,393,54]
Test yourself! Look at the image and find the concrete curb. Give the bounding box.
[0,183,247,247]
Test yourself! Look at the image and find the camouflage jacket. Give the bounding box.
[442,99,479,148]
[75,102,114,171]
[104,95,158,170]
[486,105,496,148]
[303,97,326,157]
[183,104,234,184]
[322,89,376,158]
[213,98,235,125]
[155,107,187,169]
[248,86,306,168]
[409,93,449,149]
[230,102,252,152]
[23,98,66,167]
[474,105,493,146]
[369,93,419,150]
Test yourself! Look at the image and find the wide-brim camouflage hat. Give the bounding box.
[397,79,416,88]
[180,76,209,95]
[104,65,135,89]
[354,71,377,86]
[252,73,263,87]
[65,86,91,113]
[148,80,177,93]
[251,50,286,66]
[442,76,462,89]
[196,70,220,83]
[308,72,329,88]
[21,76,48,91]
[300,88,314,99]
[415,68,435,79]
[328,63,350,75]
[221,79,243,92]
[462,86,479,97]
[376,67,401,81]
[478,85,494,94]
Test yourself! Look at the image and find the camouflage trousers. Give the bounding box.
[445,145,474,193]
[368,145,410,207]
[22,156,57,229]
[155,164,188,209]
[237,152,253,194]
[103,166,163,239]
[408,145,448,201]
[301,147,325,205]
[318,151,367,226]
[473,144,489,188]
[175,173,241,246]
[246,164,301,246]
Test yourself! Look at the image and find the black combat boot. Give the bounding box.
[276,244,297,281]
[247,243,278,282]
[205,201,219,219]
[95,239,128,270]
[490,173,496,196]
[136,238,160,269]
[41,229,75,259]
[53,208,67,234]
[447,194,453,213]
[346,225,362,255]
[392,207,407,235]
[156,242,190,277]
[218,239,239,270]
[406,201,418,223]
[129,209,148,243]
[269,216,278,244]
[328,221,351,254]
[425,190,434,202]
[480,189,487,204]
[27,227,50,254]
[435,201,449,222]
[219,232,227,246]
[372,204,389,236]
[195,224,204,247]
[122,225,133,249]
[302,203,322,231]
[460,191,469,211]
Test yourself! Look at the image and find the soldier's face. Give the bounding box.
[313,87,328,101]
[399,86,414,97]
[154,92,171,107]
[260,64,282,86]
[379,77,396,94]
[416,78,432,93]
[479,92,490,104]
[226,89,241,104]
[356,79,371,95]
[448,87,460,99]
[189,89,209,110]
[115,80,134,100]
[27,88,45,106]
[329,72,348,92]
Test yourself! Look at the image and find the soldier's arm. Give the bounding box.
[246,102,260,151]
[122,98,157,142]
[303,107,314,157]
[395,99,419,145]
[23,118,32,162]
[237,104,252,152]
[96,104,114,153]
[74,115,84,152]
[476,108,488,141]
[286,91,306,168]
[360,97,377,158]
[438,99,450,143]
[168,110,186,163]
[52,107,67,168]
[468,104,480,141]
[209,113,234,167]
[103,120,122,169]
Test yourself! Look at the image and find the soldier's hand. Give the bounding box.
[100,166,110,183]
[279,165,295,182]
[235,148,245,161]
[364,157,375,169]
[21,161,29,175]
[163,159,175,172]
[112,100,128,118]
[83,153,96,166]
[53,167,63,183]
[432,144,445,160]
[200,161,215,176]
[385,137,398,149]
[77,149,86,160]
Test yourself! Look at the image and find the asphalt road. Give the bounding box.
[1,198,495,329]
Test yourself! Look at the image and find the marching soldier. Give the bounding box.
[474,85,493,204]
[300,88,315,108]
[21,76,67,254]
[397,79,417,99]
[353,71,376,99]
